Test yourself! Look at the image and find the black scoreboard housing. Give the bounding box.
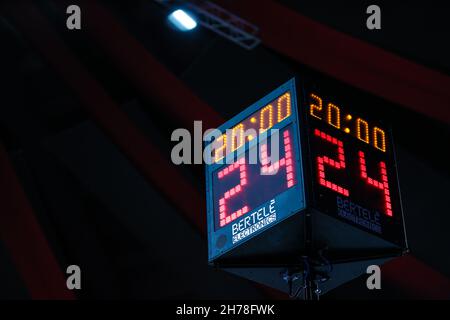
[208,77,408,295]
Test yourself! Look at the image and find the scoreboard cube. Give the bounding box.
[204,78,408,294]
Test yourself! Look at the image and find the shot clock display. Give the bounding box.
[205,79,306,260]
[305,90,405,244]
[206,78,406,264]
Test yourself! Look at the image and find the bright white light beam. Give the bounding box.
[168,9,198,32]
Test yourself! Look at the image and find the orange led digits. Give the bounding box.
[213,91,294,164]
[356,118,369,144]
[260,104,273,133]
[373,127,386,152]
[277,92,291,122]
[308,94,389,154]
[310,93,322,120]
[231,124,244,152]
[214,134,226,163]
[327,103,340,129]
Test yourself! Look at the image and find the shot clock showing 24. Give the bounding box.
[205,78,408,284]
[205,80,307,260]
[305,87,407,245]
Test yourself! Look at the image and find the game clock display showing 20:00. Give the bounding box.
[306,90,403,239]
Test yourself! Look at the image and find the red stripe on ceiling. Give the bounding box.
[3,1,204,234]
[383,255,450,299]
[0,144,74,299]
[216,0,450,125]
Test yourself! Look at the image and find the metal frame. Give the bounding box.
[185,1,261,50]
[155,0,261,50]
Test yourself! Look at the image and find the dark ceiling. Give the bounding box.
[0,0,449,299]
[279,0,450,73]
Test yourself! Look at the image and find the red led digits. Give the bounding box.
[218,158,249,227]
[358,151,392,217]
[314,129,349,197]
[260,130,295,188]
[284,130,295,188]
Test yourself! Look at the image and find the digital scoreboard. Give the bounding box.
[205,80,306,261]
[305,89,406,247]
[205,78,407,278]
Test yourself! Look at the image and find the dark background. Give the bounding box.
[0,0,449,299]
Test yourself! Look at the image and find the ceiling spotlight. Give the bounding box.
[168,9,197,31]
